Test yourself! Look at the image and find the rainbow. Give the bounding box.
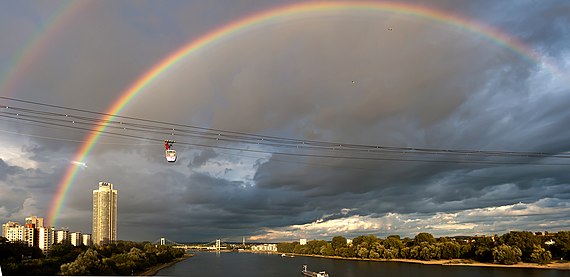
[0,0,91,96]
[47,1,563,226]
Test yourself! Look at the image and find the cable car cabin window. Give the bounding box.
[165,150,177,162]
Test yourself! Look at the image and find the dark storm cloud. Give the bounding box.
[97,1,570,240]
[189,149,219,168]
[0,158,23,180]
[2,0,570,242]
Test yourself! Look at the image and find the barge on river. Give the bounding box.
[302,265,329,277]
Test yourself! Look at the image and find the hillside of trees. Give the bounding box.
[277,231,570,265]
[0,238,184,275]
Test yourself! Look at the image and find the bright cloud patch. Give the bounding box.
[250,198,570,242]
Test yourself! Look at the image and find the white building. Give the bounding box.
[38,226,54,254]
[82,234,92,247]
[93,182,118,245]
[23,225,35,247]
[251,244,277,252]
[300,239,307,245]
[25,216,44,228]
[70,232,82,246]
[3,222,24,242]
[54,229,70,244]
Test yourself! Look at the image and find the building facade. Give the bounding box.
[92,182,117,245]
[25,216,44,228]
[54,229,70,244]
[70,232,82,246]
[23,224,36,247]
[38,226,54,253]
[82,233,92,247]
[251,244,277,252]
[3,222,24,242]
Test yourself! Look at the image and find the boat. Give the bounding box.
[302,265,329,277]
[281,254,295,258]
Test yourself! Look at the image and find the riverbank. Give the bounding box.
[140,253,194,276]
[283,253,570,270]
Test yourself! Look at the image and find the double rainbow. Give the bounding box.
[47,1,559,226]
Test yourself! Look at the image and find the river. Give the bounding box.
[157,251,569,276]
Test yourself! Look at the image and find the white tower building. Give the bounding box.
[92,182,117,245]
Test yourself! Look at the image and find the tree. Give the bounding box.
[49,243,84,264]
[440,241,460,259]
[383,248,397,259]
[383,235,403,250]
[336,247,355,258]
[414,233,436,245]
[530,245,552,265]
[331,236,347,251]
[500,231,539,262]
[473,237,495,262]
[320,244,335,256]
[492,244,522,265]
[277,242,297,253]
[399,247,411,259]
[357,247,369,258]
[60,249,102,275]
[307,240,328,255]
[554,231,570,260]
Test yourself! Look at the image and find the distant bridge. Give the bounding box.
[152,237,228,251]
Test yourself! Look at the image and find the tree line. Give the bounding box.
[277,231,570,265]
[0,237,185,275]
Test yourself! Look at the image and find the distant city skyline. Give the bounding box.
[1,215,92,253]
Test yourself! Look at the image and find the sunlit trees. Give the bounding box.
[273,231,561,265]
[331,236,347,251]
[59,242,182,275]
[440,241,461,259]
[277,242,297,253]
[414,233,436,245]
[60,249,102,275]
[500,231,539,262]
[530,245,552,265]
[492,244,522,265]
[320,244,335,256]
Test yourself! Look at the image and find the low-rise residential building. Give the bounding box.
[82,234,92,247]
[54,229,70,244]
[4,222,24,242]
[251,244,277,252]
[70,232,82,246]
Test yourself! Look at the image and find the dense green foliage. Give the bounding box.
[0,238,184,275]
[492,244,522,265]
[60,241,185,275]
[277,231,570,265]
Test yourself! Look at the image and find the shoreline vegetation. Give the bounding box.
[272,231,570,270]
[0,239,186,275]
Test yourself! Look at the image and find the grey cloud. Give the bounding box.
[0,158,23,180]
[2,0,570,242]
[190,149,219,168]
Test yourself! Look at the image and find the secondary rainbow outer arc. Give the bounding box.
[0,0,90,96]
[47,1,561,226]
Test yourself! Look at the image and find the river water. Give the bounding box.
[157,251,569,277]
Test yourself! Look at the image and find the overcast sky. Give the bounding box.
[1,0,570,243]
